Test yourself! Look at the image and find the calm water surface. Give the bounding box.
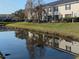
[0,31,75,59]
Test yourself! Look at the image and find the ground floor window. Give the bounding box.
[66,46,71,51]
[65,14,72,18]
[53,15,59,20]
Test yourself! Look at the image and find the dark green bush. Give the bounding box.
[63,17,79,22]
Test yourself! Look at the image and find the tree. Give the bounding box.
[12,9,25,19]
[33,5,45,22]
[25,0,44,22]
[25,0,33,20]
[33,0,45,22]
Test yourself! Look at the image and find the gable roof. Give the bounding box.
[45,0,79,6]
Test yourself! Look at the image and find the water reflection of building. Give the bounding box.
[59,39,79,54]
[15,30,79,55]
[46,36,79,54]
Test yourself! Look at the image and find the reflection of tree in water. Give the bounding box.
[26,38,45,59]
[0,52,5,59]
[15,30,46,59]
[15,30,28,40]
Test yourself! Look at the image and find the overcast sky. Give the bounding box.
[0,0,56,14]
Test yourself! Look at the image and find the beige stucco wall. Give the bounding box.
[58,2,79,18]
[59,39,79,54]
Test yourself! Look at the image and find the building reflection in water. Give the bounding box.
[15,30,79,56]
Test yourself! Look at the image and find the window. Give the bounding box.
[66,46,71,51]
[65,14,72,17]
[65,4,71,10]
[45,9,47,13]
[49,7,52,12]
[53,6,58,11]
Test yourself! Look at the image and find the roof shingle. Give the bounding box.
[45,0,79,6]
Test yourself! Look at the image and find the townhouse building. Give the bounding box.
[43,0,79,21]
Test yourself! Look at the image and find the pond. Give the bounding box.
[0,30,75,59]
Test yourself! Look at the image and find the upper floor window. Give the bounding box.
[53,6,58,11]
[45,9,47,13]
[49,7,52,12]
[65,4,71,10]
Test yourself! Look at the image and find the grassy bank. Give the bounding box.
[6,22,79,40]
[0,22,15,25]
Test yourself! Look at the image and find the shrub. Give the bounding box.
[63,17,79,22]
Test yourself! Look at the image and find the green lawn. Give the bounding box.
[6,22,79,39]
[0,22,15,25]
